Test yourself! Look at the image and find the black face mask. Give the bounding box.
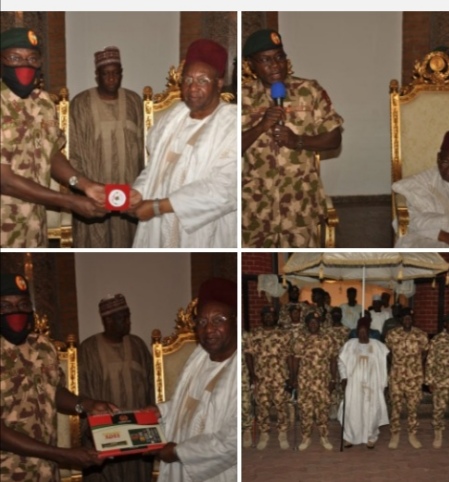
[0,312,34,345]
[2,65,40,98]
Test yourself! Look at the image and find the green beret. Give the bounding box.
[243,29,283,58]
[1,273,30,297]
[1,28,40,51]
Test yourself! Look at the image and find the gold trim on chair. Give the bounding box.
[390,50,449,243]
[151,299,199,404]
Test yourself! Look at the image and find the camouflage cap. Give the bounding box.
[243,29,283,58]
[305,310,321,324]
[1,28,40,51]
[1,273,30,296]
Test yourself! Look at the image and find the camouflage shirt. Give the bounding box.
[385,326,429,383]
[0,334,65,481]
[425,331,449,388]
[329,325,351,351]
[242,75,343,248]
[244,327,290,382]
[290,330,338,391]
[1,81,66,248]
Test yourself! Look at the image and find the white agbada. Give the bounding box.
[392,166,449,248]
[338,339,389,445]
[157,345,237,482]
[132,101,237,248]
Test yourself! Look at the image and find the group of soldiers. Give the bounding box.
[242,284,449,452]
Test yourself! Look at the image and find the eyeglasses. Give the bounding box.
[252,53,287,66]
[182,76,214,87]
[2,53,42,67]
[195,315,234,328]
[0,299,34,313]
[437,155,449,166]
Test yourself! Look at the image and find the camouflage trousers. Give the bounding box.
[389,378,423,434]
[432,387,449,431]
[242,222,320,248]
[256,381,290,433]
[330,378,344,416]
[242,384,253,431]
[299,389,331,438]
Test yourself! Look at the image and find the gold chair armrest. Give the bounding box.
[393,192,409,238]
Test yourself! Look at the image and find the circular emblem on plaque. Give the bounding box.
[15,275,28,291]
[108,189,126,208]
[28,30,38,46]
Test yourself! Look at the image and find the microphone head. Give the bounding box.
[270,81,286,100]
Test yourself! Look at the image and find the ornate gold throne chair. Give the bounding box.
[143,62,234,166]
[47,88,73,247]
[33,314,81,481]
[390,50,449,243]
[241,60,339,248]
[151,298,199,404]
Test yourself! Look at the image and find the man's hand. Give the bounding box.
[341,378,348,390]
[272,125,300,149]
[69,195,107,219]
[438,230,449,245]
[129,189,143,210]
[134,200,155,221]
[83,399,119,415]
[259,106,285,132]
[83,181,106,207]
[159,442,179,463]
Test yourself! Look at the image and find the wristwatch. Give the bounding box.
[74,399,86,415]
[153,199,161,217]
[68,175,79,187]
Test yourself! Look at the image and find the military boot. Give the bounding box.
[388,433,400,449]
[256,432,269,450]
[298,436,311,451]
[320,436,333,450]
[243,430,252,448]
[278,431,290,450]
[408,433,422,449]
[433,430,443,449]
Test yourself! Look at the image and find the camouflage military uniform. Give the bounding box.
[242,331,253,433]
[425,331,449,431]
[0,333,65,481]
[329,325,351,414]
[291,331,338,438]
[386,326,429,434]
[278,301,309,330]
[244,327,290,433]
[1,81,65,247]
[301,303,332,330]
[242,75,343,248]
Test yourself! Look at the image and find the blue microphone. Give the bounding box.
[270,82,286,125]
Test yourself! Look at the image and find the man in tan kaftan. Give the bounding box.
[78,293,154,481]
[70,46,144,248]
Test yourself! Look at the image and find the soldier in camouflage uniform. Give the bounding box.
[0,272,115,481]
[425,314,449,449]
[385,307,429,449]
[241,29,343,248]
[244,306,291,450]
[278,283,309,330]
[1,28,106,248]
[242,329,254,448]
[328,307,350,419]
[290,310,338,451]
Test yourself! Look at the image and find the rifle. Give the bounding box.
[250,384,257,448]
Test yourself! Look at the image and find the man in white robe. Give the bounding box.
[149,277,237,482]
[130,39,237,248]
[338,317,389,448]
[392,131,449,248]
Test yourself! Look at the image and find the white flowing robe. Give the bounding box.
[338,339,389,445]
[132,101,237,248]
[392,166,449,248]
[157,345,237,482]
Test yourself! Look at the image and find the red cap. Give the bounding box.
[185,39,228,78]
[197,277,237,311]
[440,131,449,152]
